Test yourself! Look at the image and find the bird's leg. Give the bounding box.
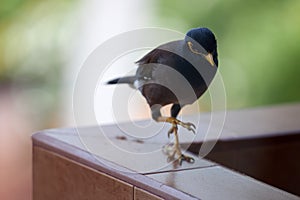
[162,121,195,164]
[157,116,195,164]
[151,104,195,164]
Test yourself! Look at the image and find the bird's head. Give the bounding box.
[185,27,218,67]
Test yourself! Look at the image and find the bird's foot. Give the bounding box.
[163,144,195,165]
[165,117,196,137]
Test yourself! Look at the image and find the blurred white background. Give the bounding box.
[64,0,155,126]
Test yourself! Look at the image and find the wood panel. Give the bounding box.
[148,166,299,200]
[32,133,201,200]
[134,187,163,200]
[185,103,300,196]
[188,133,300,196]
[33,146,133,200]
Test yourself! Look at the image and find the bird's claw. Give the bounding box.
[179,154,195,165]
[181,122,196,133]
[177,121,196,134]
[166,118,196,136]
[163,144,195,165]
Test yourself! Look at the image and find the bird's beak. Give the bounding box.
[204,53,215,67]
[187,41,215,67]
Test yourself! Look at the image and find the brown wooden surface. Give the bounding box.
[32,103,300,199]
[134,188,163,200]
[33,132,198,200]
[33,138,299,200]
[33,146,133,200]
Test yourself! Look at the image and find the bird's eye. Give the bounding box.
[187,41,201,55]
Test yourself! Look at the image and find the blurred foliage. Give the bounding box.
[156,0,300,109]
[1,0,300,127]
[0,0,78,128]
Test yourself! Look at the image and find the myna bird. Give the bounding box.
[107,27,218,164]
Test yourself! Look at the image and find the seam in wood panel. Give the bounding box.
[143,164,217,176]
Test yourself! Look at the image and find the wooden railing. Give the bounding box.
[32,103,300,200]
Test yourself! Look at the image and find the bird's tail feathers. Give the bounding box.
[106,76,135,85]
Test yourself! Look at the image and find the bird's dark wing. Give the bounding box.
[133,43,180,106]
[134,41,183,82]
[136,40,183,65]
[135,48,171,65]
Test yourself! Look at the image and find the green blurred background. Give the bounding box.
[0,0,299,199]
[158,0,300,108]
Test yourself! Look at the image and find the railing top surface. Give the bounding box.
[32,103,300,200]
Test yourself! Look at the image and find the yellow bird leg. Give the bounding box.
[157,116,196,164]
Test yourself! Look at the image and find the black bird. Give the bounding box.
[107,27,218,163]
